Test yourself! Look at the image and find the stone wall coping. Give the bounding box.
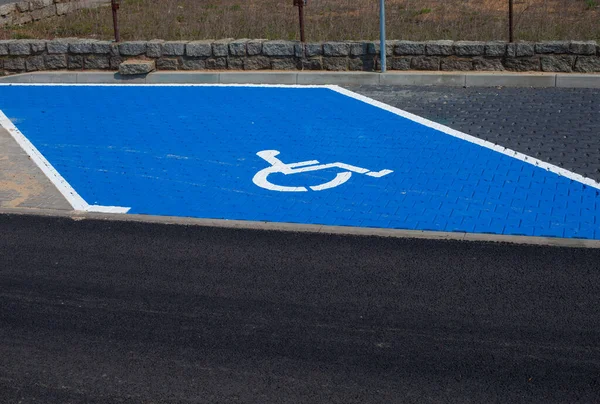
[0,39,597,55]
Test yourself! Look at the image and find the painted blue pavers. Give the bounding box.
[0,84,598,239]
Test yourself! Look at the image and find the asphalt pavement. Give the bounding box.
[1,213,600,403]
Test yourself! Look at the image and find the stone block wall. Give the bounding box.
[0,38,599,75]
[0,0,109,26]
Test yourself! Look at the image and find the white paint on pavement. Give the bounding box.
[253,149,393,192]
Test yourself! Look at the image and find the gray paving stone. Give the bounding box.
[0,40,9,55]
[484,42,507,57]
[541,55,575,72]
[412,57,440,70]
[454,41,484,56]
[425,40,454,56]
[504,57,541,72]
[263,40,296,56]
[118,41,147,56]
[156,58,179,70]
[246,40,264,56]
[9,40,30,55]
[229,39,248,56]
[44,54,67,69]
[304,43,323,57]
[85,55,110,70]
[473,58,504,71]
[323,42,350,57]
[146,40,164,58]
[25,55,44,71]
[162,41,187,56]
[535,41,570,54]
[574,56,600,73]
[441,58,472,71]
[244,56,271,70]
[323,57,348,71]
[30,40,46,53]
[47,39,69,54]
[391,57,411,71]
[395,41,425,56]
[349,42,369,57]
[69,40,95,54]
[507,42,535,57]
[186,41,212,57]
[119,59,155,75]
[212,39,231,57]
[92,41,113,55]
[570,41,597,55]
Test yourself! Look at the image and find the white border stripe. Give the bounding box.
[0,109,130,213]
[327,85,600,191]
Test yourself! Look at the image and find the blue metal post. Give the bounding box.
[380,0,386,72]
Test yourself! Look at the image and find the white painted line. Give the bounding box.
[0,110,130,213]
[327,85,600,191]
[86,205,130,214]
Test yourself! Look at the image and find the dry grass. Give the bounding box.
[1,0,599,42]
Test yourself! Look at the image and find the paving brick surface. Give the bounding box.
[1,84,599,241]
[349,85,600,182]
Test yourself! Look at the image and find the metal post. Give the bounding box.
[298,0,306,43]
[509,0,514,42]
[111,0,120,43]
[380,0,386,72]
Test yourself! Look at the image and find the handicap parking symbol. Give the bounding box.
[252,150,393,192]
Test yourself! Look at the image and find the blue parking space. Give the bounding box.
[0,84,599,239]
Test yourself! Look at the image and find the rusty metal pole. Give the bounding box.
[380,0,386,72]
[111,0,121,43]
[298,0,306,42]
[509,0,514,42]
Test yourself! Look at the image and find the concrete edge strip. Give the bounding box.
[1,207,600,249]
[0,71,599,88]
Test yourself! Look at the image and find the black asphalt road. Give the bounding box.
[1,213,600,403]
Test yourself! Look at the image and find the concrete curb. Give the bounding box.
[1,207,599,249]
[1,71,600,88]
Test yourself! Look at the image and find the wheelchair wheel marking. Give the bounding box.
[252,150,393,192]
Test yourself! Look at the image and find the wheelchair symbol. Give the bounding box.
[252,150,393,192]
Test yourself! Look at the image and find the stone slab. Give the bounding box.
[75,72,146,84]
[380,72,466,86]
[465,73,556,88]
[119,59,155,75]
[296,72,380,85]
[220,72,297,85]
[146,72,219,84]
[25,72,78,83]
[556,74,600,89]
